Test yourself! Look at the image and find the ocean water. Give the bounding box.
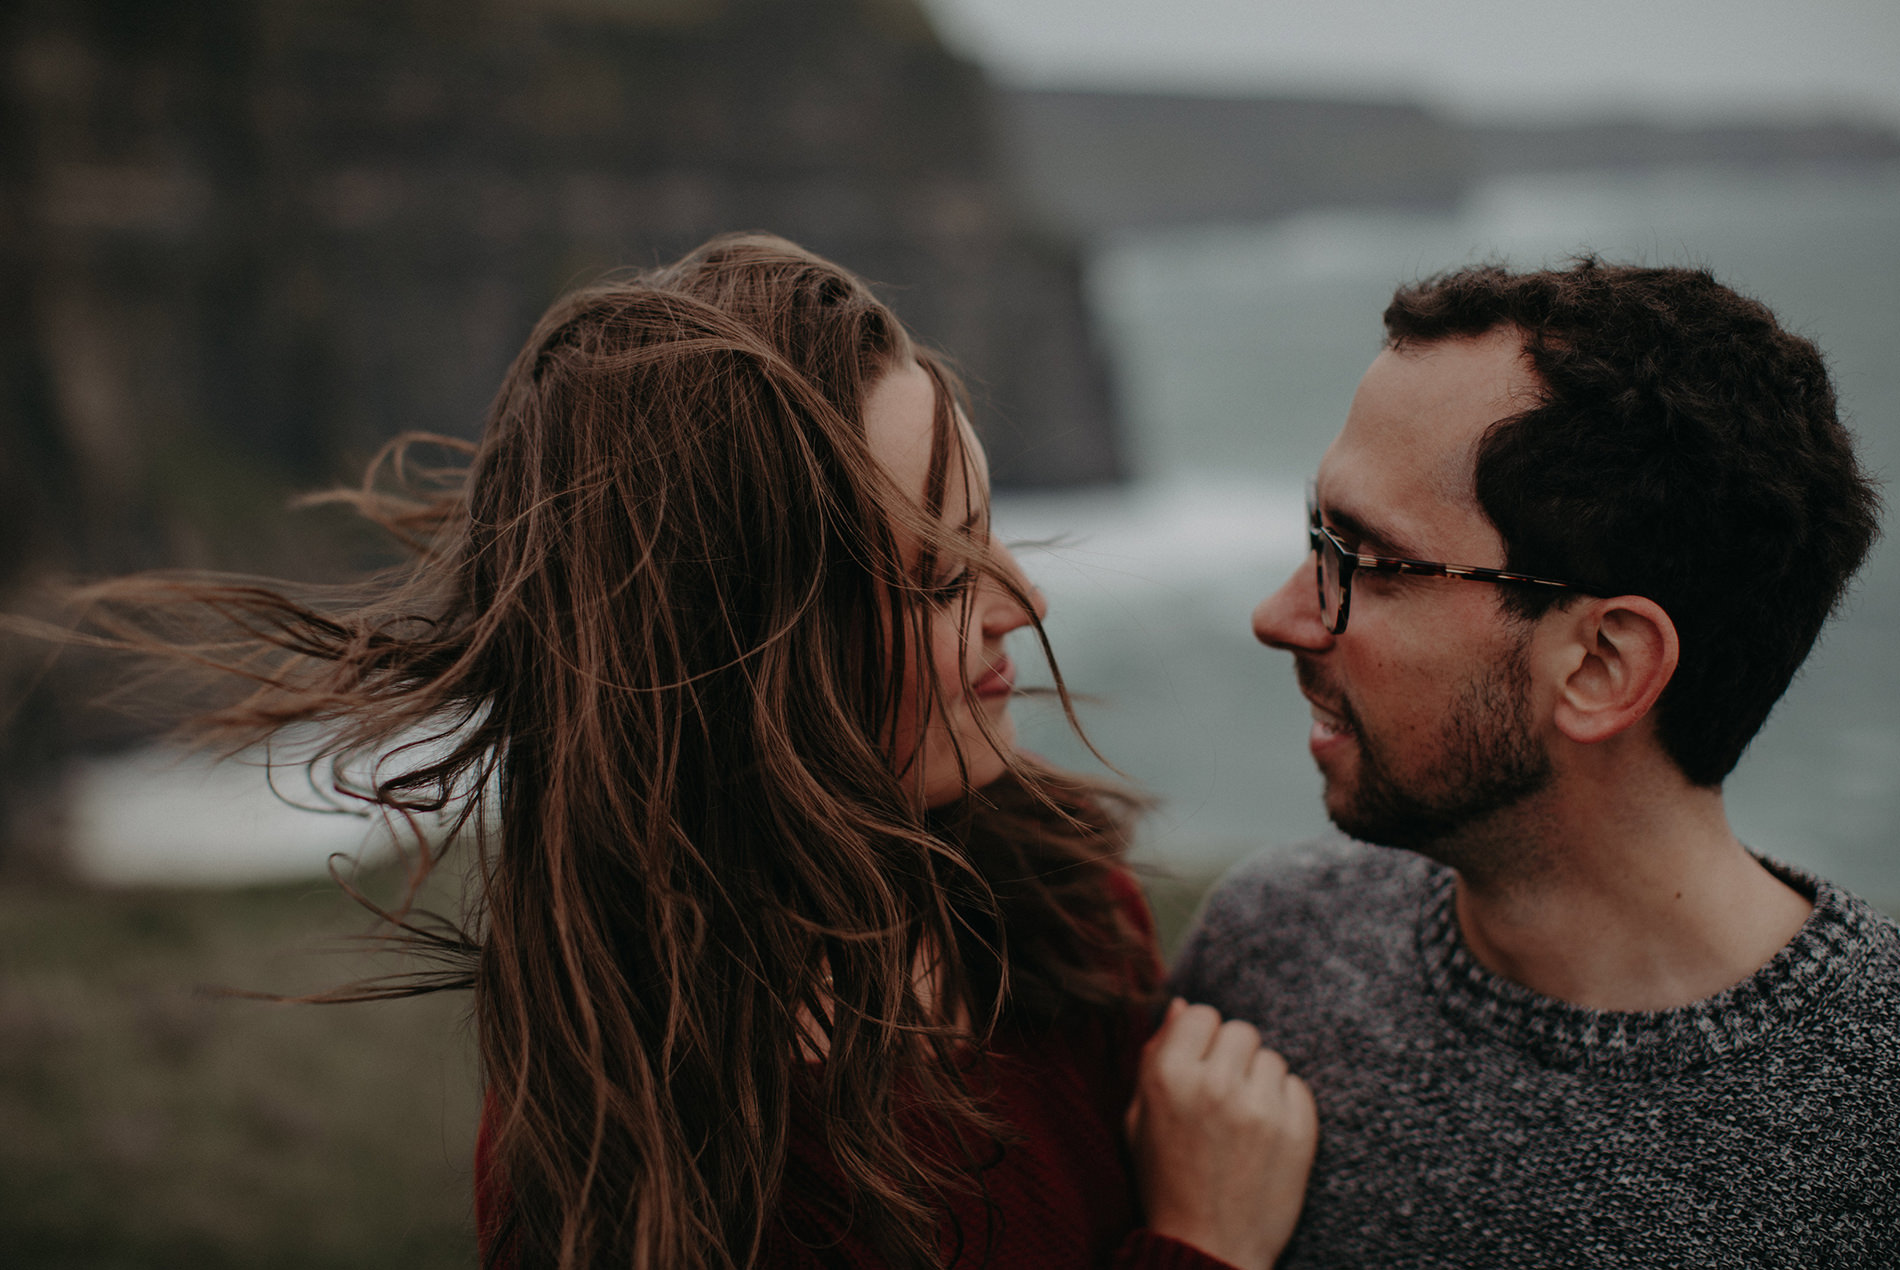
[998,162,1900,903]
[69,162,1900,896]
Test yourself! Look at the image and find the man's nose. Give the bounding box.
[1253,555,1333,652]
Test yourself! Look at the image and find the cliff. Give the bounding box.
[3,0,1124,544]
[1001,89,1469,236]
[1000,87,1900,237]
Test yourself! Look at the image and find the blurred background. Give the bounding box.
[3,0,1897,1264]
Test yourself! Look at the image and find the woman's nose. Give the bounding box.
[984,545,1047,633]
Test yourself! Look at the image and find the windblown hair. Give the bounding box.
[64,235,1155,1267]
[1384,258,1882,786]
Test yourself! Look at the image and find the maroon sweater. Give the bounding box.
[476,875,1233,1269]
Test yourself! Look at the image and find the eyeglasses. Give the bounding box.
[1307,490,1600,635]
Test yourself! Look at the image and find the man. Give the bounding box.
[1171,259,1897,1267]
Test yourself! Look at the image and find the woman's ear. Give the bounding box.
[1547,596,1679,746]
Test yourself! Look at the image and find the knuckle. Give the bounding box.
[1207,1066,1239,1095]
[1181,1003,1221,1030]
[1137,1052,1174,1091]
[1145,1052,1199,1097]
[1219,1018,1262,1047]
[1229,1094,1274,1128]
[1286,1079,1320,1136]
[1292,1072,1322,1117]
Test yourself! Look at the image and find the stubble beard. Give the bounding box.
[1309,642,1553,869]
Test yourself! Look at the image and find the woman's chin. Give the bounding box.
[921,743,1014,808]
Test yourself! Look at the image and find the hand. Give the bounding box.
[1125,999,1318,1270]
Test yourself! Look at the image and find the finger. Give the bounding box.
[1143,996,1183,1043]
[1245,1043,1290,1086]
[1138,998,1180,1065]
[1206,1017,1264,1077]
[1154,1001,1222,1061]
[1240,1065,1318,1160]
[1284,1072,1321,1145]
[1142,1005,1224,1097]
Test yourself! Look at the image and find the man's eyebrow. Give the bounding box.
[1321,504,1416,558]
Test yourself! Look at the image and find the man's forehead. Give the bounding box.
[1316,331,1533,555]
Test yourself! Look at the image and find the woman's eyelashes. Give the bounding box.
[922,541,987,605]
[923,568,972,605]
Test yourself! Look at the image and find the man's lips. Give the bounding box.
[1295,659,1354,742]
[1307,696,1354,738]
[972,656,1016,700]
[1296,658,1357,757]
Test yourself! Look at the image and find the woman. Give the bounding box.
[73,234,1314,1267]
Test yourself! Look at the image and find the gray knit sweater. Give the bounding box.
[1170,837,1900,1268]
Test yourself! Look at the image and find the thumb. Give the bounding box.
[1150,995,1187,1043]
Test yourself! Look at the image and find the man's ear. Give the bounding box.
[1545,596,1679,746]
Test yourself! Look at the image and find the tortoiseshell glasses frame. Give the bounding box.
[1307,489,1602,635]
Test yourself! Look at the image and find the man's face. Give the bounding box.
[1252,329,1555,857]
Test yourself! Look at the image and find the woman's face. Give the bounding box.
[862,359,1047,806]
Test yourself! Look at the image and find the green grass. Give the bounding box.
[0,874,480,1270]
[1135,865,1224,962]
[0,865,1226,1269]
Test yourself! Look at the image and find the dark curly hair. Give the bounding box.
[1384,258,1881,787]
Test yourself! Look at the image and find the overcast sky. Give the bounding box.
[920,0,1900,127]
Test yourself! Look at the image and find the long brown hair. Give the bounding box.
[55,234,1153,1268]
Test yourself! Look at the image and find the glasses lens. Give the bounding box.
[1316,529,1343,631]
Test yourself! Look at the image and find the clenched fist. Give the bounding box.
[1125,999,1319,1270]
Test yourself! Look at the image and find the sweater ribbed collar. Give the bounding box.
[1417,856,1887,1075]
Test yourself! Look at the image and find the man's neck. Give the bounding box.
[1444,781,1812,1013]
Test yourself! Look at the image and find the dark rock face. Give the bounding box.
[4,0,1124,580]
[1001,89,1471,237]
[1001,87,1900,240]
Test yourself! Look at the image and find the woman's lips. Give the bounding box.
[972,656,1016,700]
